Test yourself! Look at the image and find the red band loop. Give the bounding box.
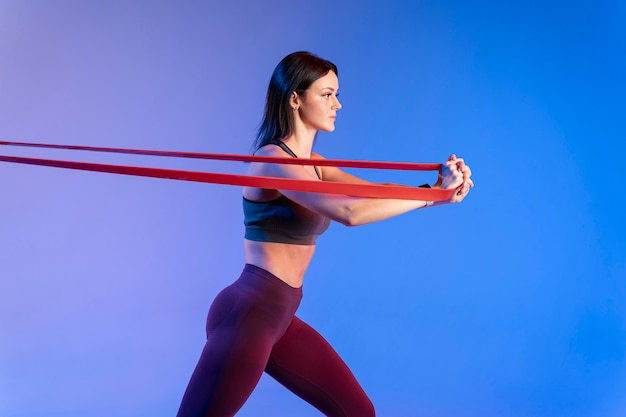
[0,155,453,200]
[0,141,440,170]
[0,141,453,201]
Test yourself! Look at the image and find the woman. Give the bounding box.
[176,51,473,417]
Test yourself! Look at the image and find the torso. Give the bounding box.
[243,239,315,288]
[242,142,325,288]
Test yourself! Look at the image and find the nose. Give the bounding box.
[333,95,342,110]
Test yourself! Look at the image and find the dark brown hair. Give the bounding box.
[253,51,338,151]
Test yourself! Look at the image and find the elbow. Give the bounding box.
[339,217,359,227]
[323,198,370,227]
[336,207,363,227]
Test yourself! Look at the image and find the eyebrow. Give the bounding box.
[320,87,338,92]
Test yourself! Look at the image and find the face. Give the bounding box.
[294,71,342,132]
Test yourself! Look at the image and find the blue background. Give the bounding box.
[1,1,625,416]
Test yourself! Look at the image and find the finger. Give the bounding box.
[444,158,462,168]
[462,181,470,193]
[462,166,472,180]
[447,171,464,187]
[442,163,458,173]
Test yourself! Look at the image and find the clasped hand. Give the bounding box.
[434,154,473,203]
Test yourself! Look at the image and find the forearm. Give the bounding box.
[337,196,435,226]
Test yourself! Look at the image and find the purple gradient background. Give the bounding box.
[1,1,625,416]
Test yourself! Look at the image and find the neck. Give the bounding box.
[282,130,316,158]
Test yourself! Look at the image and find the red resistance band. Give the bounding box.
[0,141,454,201]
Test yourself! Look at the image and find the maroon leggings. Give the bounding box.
[176,264,375,417]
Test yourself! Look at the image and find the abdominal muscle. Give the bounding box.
[243,178,320,288]
[244,239,316,288]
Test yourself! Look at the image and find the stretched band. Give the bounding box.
[0,141,440,170]
[0,141,453,201]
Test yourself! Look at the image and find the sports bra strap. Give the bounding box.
[270,140,321,180]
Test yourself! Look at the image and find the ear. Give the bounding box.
[289,91,300,110]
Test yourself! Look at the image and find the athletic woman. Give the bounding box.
[176,51,473,417]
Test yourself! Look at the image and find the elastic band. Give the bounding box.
[0,141,440,170]
[0,141,453,201]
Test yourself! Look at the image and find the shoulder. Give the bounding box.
[255,143,283,157]
[247,144,307,180]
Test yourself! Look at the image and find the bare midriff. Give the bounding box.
[244,239,316,288]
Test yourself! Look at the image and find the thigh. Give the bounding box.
[177,286,279,417]
[177,327,274,417]
[265,317,375,417]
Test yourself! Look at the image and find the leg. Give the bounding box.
[177,265,302,417]
[176,288,274,417]
[265,317,376,417]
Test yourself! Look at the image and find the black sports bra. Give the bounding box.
[243,141,330,245]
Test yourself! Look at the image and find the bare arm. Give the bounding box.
[311,152,374,185]
[247,147,472,226]
[313,151,474,211]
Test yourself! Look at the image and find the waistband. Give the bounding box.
[237,264,303,300]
